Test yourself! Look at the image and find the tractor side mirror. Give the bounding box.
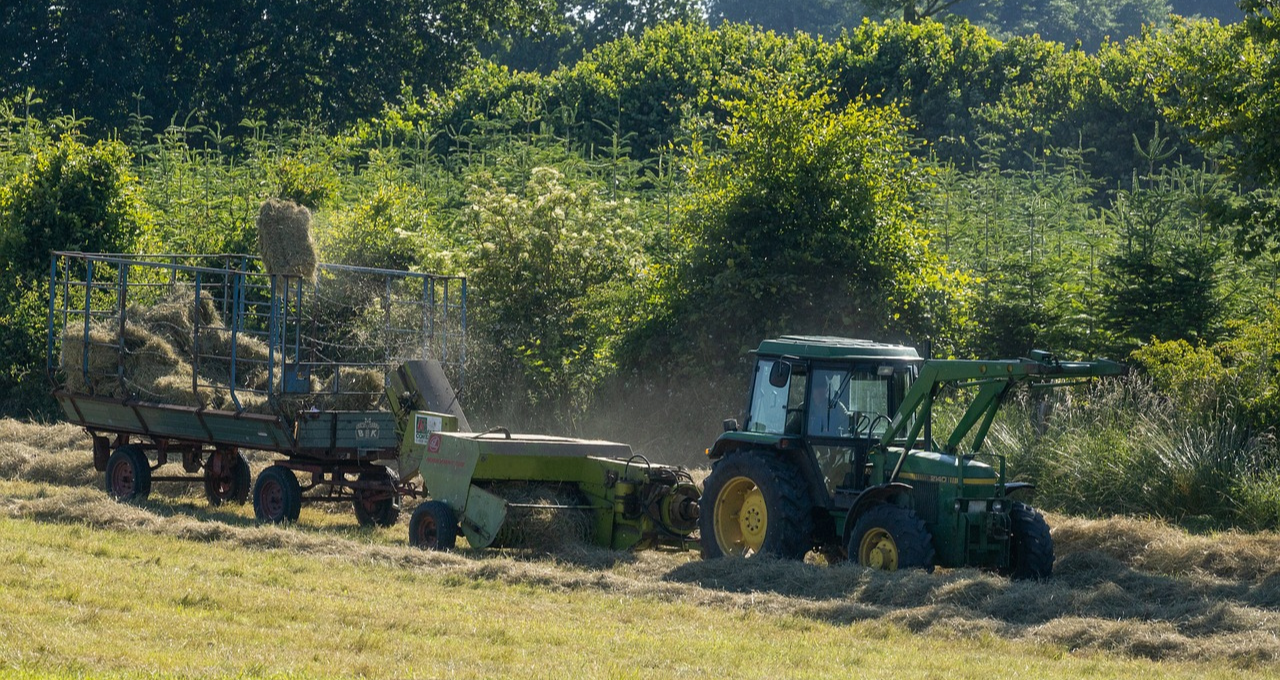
[723,418,739,432]
[768,360,792,388]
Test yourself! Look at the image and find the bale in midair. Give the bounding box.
[257,198,318,281]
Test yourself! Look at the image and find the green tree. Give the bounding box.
[461,166,647,420]
[957,0,1171,48]
[861,0,967,23]
[1099,152,1232,353]
[631,86,971,368]
[0,135,146,414]
[1,0,559,132]
[488,0,706,73]
[705,0,864,34]
[0,137,143,281]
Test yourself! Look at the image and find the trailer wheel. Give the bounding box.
[253,466,302,524]
[104,445,151,502]
[352,468,401,528]
[848,503,935,572]
[1003,502,1054,580]
[409,501,457,550]
[203,450,251,506]
[699,450,814,560]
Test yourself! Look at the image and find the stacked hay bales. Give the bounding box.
[59,286,277,410]
[197,326,273,390]
[257,198,318,281]
[127,286,225,354]
[56,200,394,416]
[60,319,184,397]
[323,367,385,411]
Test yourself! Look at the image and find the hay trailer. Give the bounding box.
[402,429,701,551]
[47,251,467,525]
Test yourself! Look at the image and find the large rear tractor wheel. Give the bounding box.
[203,449,252,506]
[352,468,401,528]
[1003,501,1054,580]
[699,451,814,560]
[104,446,152,502]
[848,503,935,572]
[409,501,457,550]
[253,465,302,524]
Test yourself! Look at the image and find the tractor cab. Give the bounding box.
[736,336,922,498]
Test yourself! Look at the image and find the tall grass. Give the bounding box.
[985,377,1280,529]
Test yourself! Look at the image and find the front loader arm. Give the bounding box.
[881,354,1126,455]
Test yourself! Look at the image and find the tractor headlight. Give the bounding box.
[992,500,1006,513]
[968,500,986,514]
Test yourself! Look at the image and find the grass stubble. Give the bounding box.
[1,418,1278,679]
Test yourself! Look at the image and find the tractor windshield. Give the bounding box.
[806,366,895,439]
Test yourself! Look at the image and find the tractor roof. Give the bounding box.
[755,336,922,361]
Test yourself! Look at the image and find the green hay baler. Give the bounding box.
[399,425,701,552]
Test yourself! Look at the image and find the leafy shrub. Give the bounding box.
[0,135,145,414]
[460,166,645,422]
[0,136,143,280]
[629,85,971,370]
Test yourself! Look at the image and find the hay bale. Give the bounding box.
[60,320,181,397]
[196,328,272,388]
[60,323,123,394]
[128,286,227,354]
[257,198,317,281]
[322,367,385,411]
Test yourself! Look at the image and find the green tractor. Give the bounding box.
[700,336,1124,578]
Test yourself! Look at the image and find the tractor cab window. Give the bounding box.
[807,366,892,439]
[747,359,807,435]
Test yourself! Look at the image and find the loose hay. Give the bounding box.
[128,286,226,354]
[8,466,1280,667]
[257,198,318,281]
[490,483,595,551]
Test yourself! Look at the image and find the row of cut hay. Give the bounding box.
[9,477,1280,667]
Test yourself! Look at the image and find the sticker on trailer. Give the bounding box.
[414,414,444,444]
[356,418,379,439]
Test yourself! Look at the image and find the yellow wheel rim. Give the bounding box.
[713,476,768,557]
[859,528,899,571]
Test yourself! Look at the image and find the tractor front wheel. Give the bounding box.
[409,501,457,550]
[699,451,814,560]
[1003,502,1054,580]
[848,503,934,572]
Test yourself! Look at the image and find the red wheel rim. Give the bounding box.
[260,478,284,519]
[415,514,439,549]
[110,460,135,497]
[211,478,232,500]
[207,452,234,501]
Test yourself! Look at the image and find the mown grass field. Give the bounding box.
[2,418,1280,679]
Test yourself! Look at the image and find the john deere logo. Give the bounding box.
[355,418,378,439]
